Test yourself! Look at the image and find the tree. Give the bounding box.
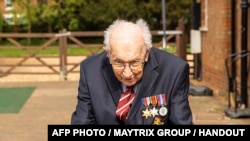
[14,0,40,32]
[0,0,192,32]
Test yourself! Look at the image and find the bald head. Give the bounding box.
[111,22,143,51]
[113,21,141,39]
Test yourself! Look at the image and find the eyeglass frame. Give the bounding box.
[108,51,148,70]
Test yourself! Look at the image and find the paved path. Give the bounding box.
[0,81,77,141]
[0,80,250,140]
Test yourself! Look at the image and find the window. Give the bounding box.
[5,0,13,11]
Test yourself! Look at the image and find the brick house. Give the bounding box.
[0,0,15,24]
[191,0,250,112]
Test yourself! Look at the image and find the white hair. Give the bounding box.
[103,19,152,51]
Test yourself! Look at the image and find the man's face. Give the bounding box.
[108,32,147,87]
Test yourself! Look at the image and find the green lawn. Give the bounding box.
[0,45,185,57]
[0,47,103,57]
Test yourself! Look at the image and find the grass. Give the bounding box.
[0,44,189,57]
[0,47,102,57]
[0,38,103,56]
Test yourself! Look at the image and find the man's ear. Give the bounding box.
[103,46,108,52]
[144,48,151,62]
[103,46,110,57]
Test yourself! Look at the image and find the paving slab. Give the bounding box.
[0,80,250,141]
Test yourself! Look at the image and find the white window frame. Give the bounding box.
[200,0,208,31]
[5,0,13,11]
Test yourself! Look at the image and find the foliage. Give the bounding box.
[0,0,192,32]
[13,0,40,32]
[166,0,192,27]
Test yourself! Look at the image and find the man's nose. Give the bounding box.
[122,64,133,77]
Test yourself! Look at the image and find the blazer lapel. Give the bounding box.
[102,58,122,105]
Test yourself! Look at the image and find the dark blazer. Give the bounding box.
[71,47,193,125]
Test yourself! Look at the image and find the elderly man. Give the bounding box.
[71,19,193,125]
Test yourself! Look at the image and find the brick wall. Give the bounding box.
[199,0,250,105]
[200,0,231,101]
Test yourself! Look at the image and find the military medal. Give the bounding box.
[141,97,151,119]
[159,106,168,116]
[157,94,168,116]
[150,95,159,117]
[153,116,164,125]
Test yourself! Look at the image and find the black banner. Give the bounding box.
[48,125,250,139]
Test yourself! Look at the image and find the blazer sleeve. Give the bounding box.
[71,63,96,125]
[168,62,193,125]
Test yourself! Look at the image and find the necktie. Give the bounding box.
[116,86,135,123]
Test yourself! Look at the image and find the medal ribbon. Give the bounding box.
[141,97,152,119]
[141,97,150,109]
[150,95,157,107]
[157,94,167,106]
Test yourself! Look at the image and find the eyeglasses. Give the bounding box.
[108,50,148,70]
[110,60,145,70]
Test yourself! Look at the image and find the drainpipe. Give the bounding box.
[230,0,236,94]
[241,0,248,107]
[192,0,201,80]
